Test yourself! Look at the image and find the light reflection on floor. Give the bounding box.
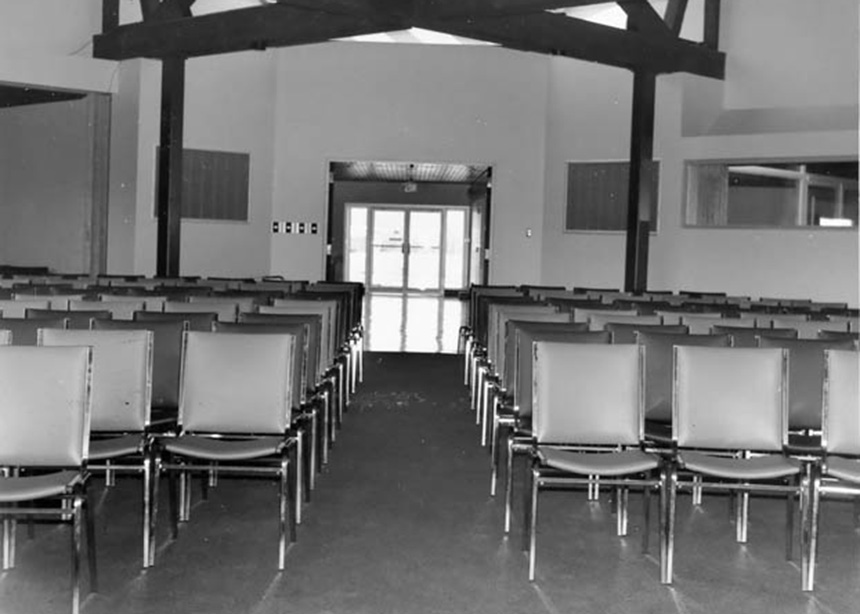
[363,292,465,353]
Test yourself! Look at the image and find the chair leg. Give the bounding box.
[504,435,515,534]
[180,468,191,523]
[71,494,83,614]
[802,465,819,592]
[150,454,161,567]
[143,453,152,568]
[2,507,13,570]
[278,450,289,571]
[660,465,677,585]
[616,485,629,537]
[522,453,535,552]
[489,411,504,497]
[692,474,703,506]
[319,388,331,466]
[785,478,796,561]
[84,484,98,594]
[528,466,540,581]
[735,486,749,543]
[294,432,304,525]
[588,475,600,501]
[307,409,318,494]
[168,459,179,540]
[642,479,653,554]
[105,460,115,487]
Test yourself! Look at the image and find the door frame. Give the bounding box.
[345,203,470,294]
[325,160,493,287]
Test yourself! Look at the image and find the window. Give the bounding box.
[685,160,858,228]
[566,161,659,232]
[155,148,250,221]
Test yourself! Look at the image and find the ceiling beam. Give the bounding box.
[618,0,672,37]
[422,0,610,19]
[703,0,720,49]
[93,5,407,59]
[418,11,725,77]
[663,0,688,36]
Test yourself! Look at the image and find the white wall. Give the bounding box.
[540,0,859,304]
[271,42,548,284]
[130,50,278,277]
[0,98,94,273]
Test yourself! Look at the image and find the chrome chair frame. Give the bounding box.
[525,342,664,581]
[0,346,96,614]
[153,332,302,570]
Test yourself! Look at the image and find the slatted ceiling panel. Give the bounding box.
[331,161,488,183]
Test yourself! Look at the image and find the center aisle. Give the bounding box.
[268,351,538,614]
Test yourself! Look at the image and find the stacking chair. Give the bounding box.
[817,330,859,344]
[241,312,328,439]
[571,306,637,324]
[0,298,50,318]
[214,321,321,499]
[526,343,664,580]
[656,310,722,326]
[499,326,610,530]
[770,318,850,340]
[134,309,217,332]
[154,332,303,569]
[164,300,237,323]
[94,318,187,429]
[604,322,687,344]
[661,346,812,589]
[0,315,68,345]
[807,349,860,590]
[712,324,797,348]
[187,295,255,317]
[0,329,9,344]
[73,297,145,321]
[636,331,731,447]
[587,312,661,332]
[758,337,857,453]
[26,307,112,330]
[679,314,736,334]
[262,302,346,425]
[39,328,156,568]
[0,345,96,614]
[102,292,166,312]
[480,303,561,442]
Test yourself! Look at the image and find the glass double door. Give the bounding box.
[347,205,466,293]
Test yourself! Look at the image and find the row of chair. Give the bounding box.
[459,285,859,592]
[0,281,365,614]
[521,342,857,591]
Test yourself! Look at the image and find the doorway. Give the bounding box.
[346,205,468,293]
[327,160,491,353]
[345,204,467,352]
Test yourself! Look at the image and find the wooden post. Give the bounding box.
[156,58,185,278]
[624,69,656,294]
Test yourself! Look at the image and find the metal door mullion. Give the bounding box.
[366,207,376,289]
[436,210,448,352]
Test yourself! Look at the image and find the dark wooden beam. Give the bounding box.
[102,0,119,32]
[156,58,185,278]
[703,0,720,49]
[423,0,609,19]
[140,0,194,21]
[663,0,688,36]
[618,0,672,38]
[624,69,656,294]
[419,12,725,77]
[93,5,407,59]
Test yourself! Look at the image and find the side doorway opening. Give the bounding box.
[326,161,492,352]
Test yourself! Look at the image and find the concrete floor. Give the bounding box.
[2,352,859,614]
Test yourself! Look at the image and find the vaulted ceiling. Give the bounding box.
[93,0,725,79]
